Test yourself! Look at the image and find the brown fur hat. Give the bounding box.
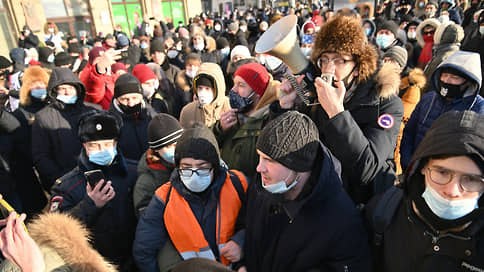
[20,65,50,106]
[311,16,378,84]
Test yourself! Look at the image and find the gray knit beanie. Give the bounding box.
[383,46,408,68]
[256,111,320,172]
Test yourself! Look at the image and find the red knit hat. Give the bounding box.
[234,63,270,97]
[132,64,157,84]
[111,62,127,73]
[88,46,106,65]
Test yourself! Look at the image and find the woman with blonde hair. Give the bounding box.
[43,22,63,52]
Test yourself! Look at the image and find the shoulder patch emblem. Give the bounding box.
[49,196,64,212]
[377,113,395,129]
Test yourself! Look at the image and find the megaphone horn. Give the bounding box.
[255,15,308,74]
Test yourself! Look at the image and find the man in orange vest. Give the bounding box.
[133,124,248,272]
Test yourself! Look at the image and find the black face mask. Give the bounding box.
[439,81,464,99]
[119,102,142,115]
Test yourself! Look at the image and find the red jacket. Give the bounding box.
[80,63,118,110]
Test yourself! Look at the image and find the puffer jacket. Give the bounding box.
[400,51,484,170]
[179,62,231,128]
[32,67,95,190]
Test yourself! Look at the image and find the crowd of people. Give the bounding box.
[0,0,483,271]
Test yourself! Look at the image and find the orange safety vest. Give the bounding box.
[155,170,248,266]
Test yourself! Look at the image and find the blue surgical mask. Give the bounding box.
[229,90,254,113]
[57,94,78,104]
[301,47,312,57]
[140,43,149,49]
[376,34,392,49]
[47,54,55,63]
[31,88,47,100]
[364,28,372,36]
[180,171,211,192]
[221,47,230,57]
[88,147,117,166]
[262,173,298,194]
[422,185,479,220]
[160,148,175,164]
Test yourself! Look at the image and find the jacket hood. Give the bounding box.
[47,67,86,103]
[416,18,441,47]
[431,51,482,95]
[193,62,226,105]
[375,62,402,99]
[433,21,464,45]
[404,110,484,229]
[362,19,377,36]
[27,212,117,272]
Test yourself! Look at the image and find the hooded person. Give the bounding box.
[437,0,462,24]
[0,212,118,272]
[38,46,55,70]
[11,66,50,215]
[49,110,138,272]
[179,62,231,128]
[405,19,423,68]
[362,19,377,44]
[32,67,95,190]
[462,11,484,96]
[366,110,484,272]
[187,25,219,64]
[241,111,371,271]
[416,18,441,69]
[401,50,484,171]
[213,62,279,179]
[278,15,403,205]
[109,73,157,161]
[132,63,169,114]
[423,22,465,87]
[133,124,249,272]
[80,46,120,110]
[133,113,183,218]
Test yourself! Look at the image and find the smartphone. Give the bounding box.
[0,198,28,233]
[320,73,334,85]
[115,48,129,59]
[84,169,105,189]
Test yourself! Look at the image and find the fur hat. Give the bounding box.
[174,124,220,169]
[148,113,183,150]
[256,111,320,172]
[312,16,378,84]
[19,66,50,106]
[78,111,122,143]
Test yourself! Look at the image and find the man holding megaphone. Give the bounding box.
[265,15,403,206]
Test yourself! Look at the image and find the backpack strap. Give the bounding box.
[373,186,404,247]
[227,170,248,202]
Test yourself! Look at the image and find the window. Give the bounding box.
[42,0,93,38]
[111,0,142,37]
[161,1,185,25]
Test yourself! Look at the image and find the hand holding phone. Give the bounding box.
[85,169,105,189]
[0,198,28,233]
[85,170,115,208]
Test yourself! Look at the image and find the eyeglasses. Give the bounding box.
[178,168,212,177]
[426,167,484,192]
[317,56,354,69]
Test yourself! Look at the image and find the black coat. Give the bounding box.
[312,73,403,205]
[11,100,49,214]
[18,33,39,49]
[244,145,371,272]
[109,101,156,161]
[0,110,20,201]
[50,149,138,269]
[31,68,95,190]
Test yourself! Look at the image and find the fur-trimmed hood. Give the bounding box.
[416,18,441,47]
[408,67,427,89]
[19,65,50,106]
[433,21,464,45]
[27,212,117,272]
[311,16,378,84]
[176,69,192,92]
[375,62,401,99]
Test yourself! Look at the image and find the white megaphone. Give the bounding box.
[255,15,319,105]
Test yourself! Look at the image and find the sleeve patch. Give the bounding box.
[49,196,64,212]
[377,114,395,129]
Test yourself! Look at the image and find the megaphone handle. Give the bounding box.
[285,74,320,106]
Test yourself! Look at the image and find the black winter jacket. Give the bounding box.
[50,148,138,267]
[31,68,94,190]
[244,145,371,272]
[109,101,156,161]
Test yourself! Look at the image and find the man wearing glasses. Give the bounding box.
[278,16,403,205]
[366,110,484,272]
[133,124,248,272]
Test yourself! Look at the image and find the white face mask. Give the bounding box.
[240,26,247,32]
[194,42,205,51]
[262,172,298,194]
[186,69,198,79]
[180,171,212,192]
[48,28,55,33]
[265,55,283,71]
[214,24,222,31]
[167,49,178,59]
[197,88,214,106]
[407,31,417,40]
[142,86,156,98]
[422,185,480,220]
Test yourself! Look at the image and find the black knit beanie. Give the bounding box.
[150,40,164,55]
[174,123,220,169]
[54,52,72,67]
[377,20,399,37]
[194,74,215,89]
[148,113,183,150]
[114,73,142,98]
[256,111,320,172]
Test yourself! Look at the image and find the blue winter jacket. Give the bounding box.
[400,51,484,169]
